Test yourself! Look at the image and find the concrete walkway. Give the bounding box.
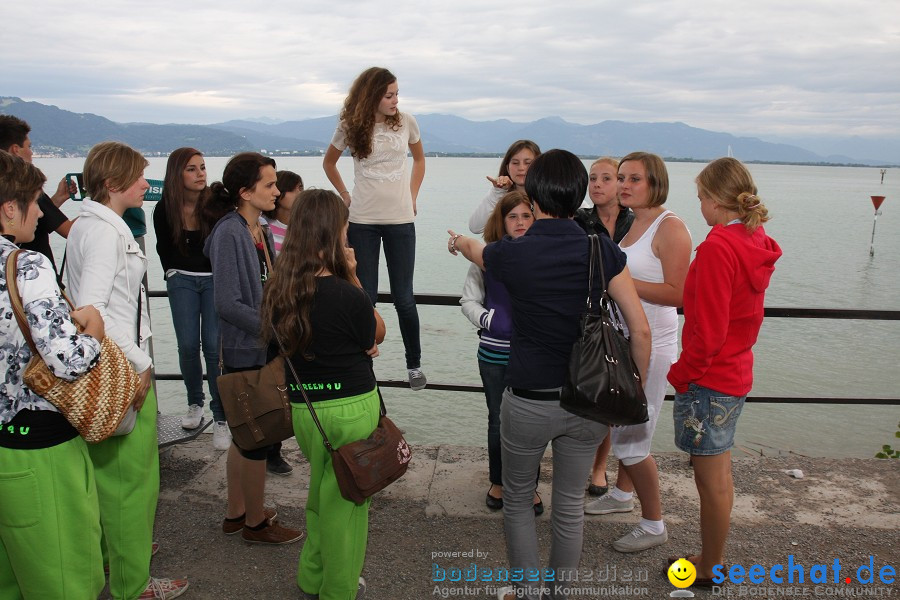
[137,436,899,600]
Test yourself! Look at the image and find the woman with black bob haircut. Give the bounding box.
[449,149,651,600]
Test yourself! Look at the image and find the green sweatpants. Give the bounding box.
[88,388,160,600]
[292,388,379,600]
[0,434,104,600]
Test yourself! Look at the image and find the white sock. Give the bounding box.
[610,486,633,502]
[639,518,665,535]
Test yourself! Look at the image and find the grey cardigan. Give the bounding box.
[204,211,275,368]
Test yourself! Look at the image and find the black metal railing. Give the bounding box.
[148,291,900,405]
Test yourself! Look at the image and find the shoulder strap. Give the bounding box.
[586,235,609,313]
[5,250,37,354]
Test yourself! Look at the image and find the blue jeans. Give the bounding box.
[478,359,506,486]
[166,273,223,421]
[348,222,421,369]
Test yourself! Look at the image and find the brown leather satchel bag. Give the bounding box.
[217,353,294,451]
[283,349,411,505]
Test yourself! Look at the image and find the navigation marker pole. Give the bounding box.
[869,195,885,256]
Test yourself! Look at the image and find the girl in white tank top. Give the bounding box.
[584,152,693,554]
[619,209,684,347]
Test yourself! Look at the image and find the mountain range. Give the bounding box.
[1,96,894,166]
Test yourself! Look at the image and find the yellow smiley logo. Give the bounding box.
[668,558,697,588]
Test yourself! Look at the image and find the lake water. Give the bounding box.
[35,156,900,458]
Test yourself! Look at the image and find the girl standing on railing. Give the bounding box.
[667,157,781,586]
[323,66,426,391]
[154,147,226,445]
[468,140,541,234]
[204,152,305,546]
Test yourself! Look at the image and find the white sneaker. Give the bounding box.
[408,368,427,391]
[181,405,203,430]
[584,493,635,515]
[212,421,231,451]
[611,523,668,553]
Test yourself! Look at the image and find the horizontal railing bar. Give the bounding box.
[148,290,900,320]
[153,373,900,405]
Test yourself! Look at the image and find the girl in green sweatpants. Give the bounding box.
[88,388,160,600]
[292,389,379,600]
[0,433,105,600]
[259,189,387,599]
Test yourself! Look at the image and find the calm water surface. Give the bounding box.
[36,157,900,458]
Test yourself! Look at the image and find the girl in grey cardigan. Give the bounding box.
[204,152,304,546]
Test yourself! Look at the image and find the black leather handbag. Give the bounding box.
[560,235,649,426]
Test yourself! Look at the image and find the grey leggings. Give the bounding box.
[501,389,609,600]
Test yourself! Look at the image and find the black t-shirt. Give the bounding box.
[286,276,377,402]
[152,201,213,275]
[20,193,68,271]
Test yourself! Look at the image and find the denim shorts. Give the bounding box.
[673,383,746,455]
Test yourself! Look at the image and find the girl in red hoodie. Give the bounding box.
[667,157,782,585]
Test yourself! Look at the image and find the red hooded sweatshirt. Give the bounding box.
[668,223,782,396]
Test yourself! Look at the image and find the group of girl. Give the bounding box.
[0,65,419,600]
[0,61,781,600]
[452,141,780,599]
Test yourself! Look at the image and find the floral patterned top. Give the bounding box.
[0,236,101,425]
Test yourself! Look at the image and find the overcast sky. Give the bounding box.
[4,0,899,142]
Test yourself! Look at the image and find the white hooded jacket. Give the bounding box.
[66,200,153,374]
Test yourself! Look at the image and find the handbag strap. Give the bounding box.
[270,325,386,453]
[586,234,611,313]
[5,249,76,355]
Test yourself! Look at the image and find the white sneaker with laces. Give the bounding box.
[408,368,427,391]
[611,523,668,553]
[212,421,231,451]
[137,577,189,599]
[181,405,203,430]
[584,493,635,515]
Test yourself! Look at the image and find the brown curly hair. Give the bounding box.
[340,67,401,160]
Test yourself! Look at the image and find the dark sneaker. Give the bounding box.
[408,368,427,391]
[266,456,294,476]
[242,519,305,545]
[222,507,278,535]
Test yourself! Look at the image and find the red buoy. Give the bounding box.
[871,195,885,210]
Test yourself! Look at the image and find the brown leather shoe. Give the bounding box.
[222,507,278,535]
[242,519,305,545]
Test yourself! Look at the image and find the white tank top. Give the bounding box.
[620,210,683,348]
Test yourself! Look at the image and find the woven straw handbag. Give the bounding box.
[6,250,139,443]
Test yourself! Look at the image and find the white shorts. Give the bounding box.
[611,344,677,465]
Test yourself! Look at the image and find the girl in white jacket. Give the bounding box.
[66,142,188,600]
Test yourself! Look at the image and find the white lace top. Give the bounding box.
[330,113,421,225]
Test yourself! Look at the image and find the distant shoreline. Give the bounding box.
[33,151,897,169]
